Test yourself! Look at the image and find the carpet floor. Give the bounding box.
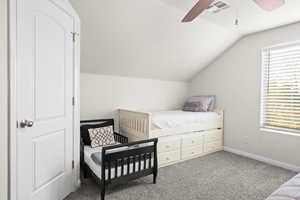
[65,151,296,200]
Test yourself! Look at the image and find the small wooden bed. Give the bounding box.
[80,119,158,200]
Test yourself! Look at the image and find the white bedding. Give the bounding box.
[84,146,152,179]
[266,173,300,200]
[151,110,220,130]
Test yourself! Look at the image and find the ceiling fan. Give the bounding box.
[182,0,285,22]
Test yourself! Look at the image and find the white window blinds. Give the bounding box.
[261,41,300,134]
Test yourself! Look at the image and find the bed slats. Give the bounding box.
[108,162,111,181]
[101,139,157,183]
[119,109,151,140]
[143,154,146,170]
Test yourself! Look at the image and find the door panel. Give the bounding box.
[33,130,65,189]
[35,14,66,120]
[17,0,74,199]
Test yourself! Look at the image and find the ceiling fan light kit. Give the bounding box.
[182,0,285,23]
[182,0,214,22]
[253,0,285,11]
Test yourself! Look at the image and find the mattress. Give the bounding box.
[266,173,300,200]
[151,110,220,130]
[84,145,153,180]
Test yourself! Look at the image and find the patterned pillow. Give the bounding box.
[80,122,112,145]
[88,126,116,148]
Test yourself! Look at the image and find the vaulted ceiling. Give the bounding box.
[69,0,300,82]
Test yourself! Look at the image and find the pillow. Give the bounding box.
[183,95,216,112]
[182,101,203,112]
[80,121,113,145]
[183,100,210,112]
[188,95,216,111]
[88,125,116,148]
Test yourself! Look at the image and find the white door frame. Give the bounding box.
[0,0,8,199]
[8,0,81,199]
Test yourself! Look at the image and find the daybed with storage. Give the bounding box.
[80,119,158,200]
[119,108,224,167]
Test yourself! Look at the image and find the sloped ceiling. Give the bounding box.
[69,0,300,82]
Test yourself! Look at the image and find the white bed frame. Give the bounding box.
[119,109,224,141]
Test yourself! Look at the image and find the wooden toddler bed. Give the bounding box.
[80,119,158,200]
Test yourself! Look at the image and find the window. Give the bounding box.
[261,41,300,134]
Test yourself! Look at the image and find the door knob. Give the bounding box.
[19,120,34,128]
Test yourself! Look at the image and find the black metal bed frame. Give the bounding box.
[80,119,158,200]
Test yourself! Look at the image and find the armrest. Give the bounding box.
[114,132,128,144]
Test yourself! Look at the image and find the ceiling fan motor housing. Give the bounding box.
[254,0,285,11]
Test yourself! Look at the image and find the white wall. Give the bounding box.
[81,73,189,127]
[0,0,8,199]
[190,22,300,167]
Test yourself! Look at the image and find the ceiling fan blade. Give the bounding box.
[253,0,285,11]
[182,0,214,22]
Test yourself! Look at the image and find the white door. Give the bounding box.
[16,0,75,199]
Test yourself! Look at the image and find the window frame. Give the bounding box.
[260,40,300,136]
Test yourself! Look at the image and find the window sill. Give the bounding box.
[260,128,300,137]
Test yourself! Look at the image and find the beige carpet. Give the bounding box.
[65,151,296,200]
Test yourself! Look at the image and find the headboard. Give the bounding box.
[80,119,115,131]
[80,119,116,147]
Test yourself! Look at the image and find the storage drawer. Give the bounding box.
[204,140,223,153]
[181,145,203,160]
[158,137,181,153]
[182,133,203,148]
[204,130,223,143]
[158,150,180,166]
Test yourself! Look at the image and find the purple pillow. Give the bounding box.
[182,102,206,112]
[182,95,216,112]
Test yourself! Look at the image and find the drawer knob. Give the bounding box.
[166,145,170,148]
[191,140,194,143]
[166,157,169,160]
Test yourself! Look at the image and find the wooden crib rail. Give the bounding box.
[119,109,152,141]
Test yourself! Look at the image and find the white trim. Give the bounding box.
[8,0,81,199]
[261,128,300,137]
[0,0,8,199]
[262,40,300,51]
[224,146,300,172]
[8,0,18,199]
[259,46,266,129]
[72,5,81,189]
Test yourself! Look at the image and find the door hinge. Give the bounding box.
[72,97,75,106]
[72,160,75,169]
[71,32,79,42]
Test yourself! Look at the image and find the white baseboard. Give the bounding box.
[223,146,300,172]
